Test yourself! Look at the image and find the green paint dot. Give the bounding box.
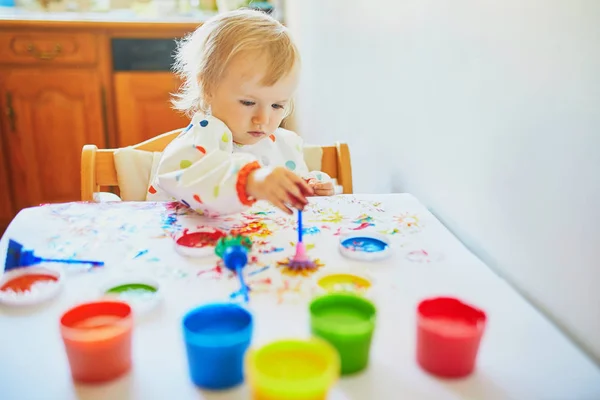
[221,132,229,142]
[106,283,157,294]
[213,185,220,197]
[180,159,192,169]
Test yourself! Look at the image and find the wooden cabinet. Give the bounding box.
[0,68,106,209]
[0,20,197,229]
[0,132,15,234]
[114,72,189,147]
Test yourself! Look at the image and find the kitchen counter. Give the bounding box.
[0,7,212,30]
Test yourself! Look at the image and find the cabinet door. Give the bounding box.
[114,72,189,147]
[0,131,15,235]
[0,69,106,210]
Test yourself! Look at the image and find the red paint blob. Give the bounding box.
[193,194,203,204]
[1,274,58,292]
[196,145,207,154]
[176,229,226,248]
[148,185,157,194]
[269,134,276,142]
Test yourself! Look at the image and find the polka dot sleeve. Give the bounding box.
[276,128,332,184]
[147,113,259,215]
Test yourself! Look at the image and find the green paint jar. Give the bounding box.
[309,293,376,375]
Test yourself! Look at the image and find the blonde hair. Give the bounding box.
[172,9,300,117]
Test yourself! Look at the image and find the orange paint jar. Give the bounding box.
[60,300,133,383]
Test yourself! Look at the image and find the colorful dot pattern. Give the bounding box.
[285,160,296,171]
[180,160,192,169]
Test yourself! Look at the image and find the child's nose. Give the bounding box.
[252,110,270,127]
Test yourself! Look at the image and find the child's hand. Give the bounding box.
[247,167,314,214]
[308,180,335,196]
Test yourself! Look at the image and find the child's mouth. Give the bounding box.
[248,131,266,138]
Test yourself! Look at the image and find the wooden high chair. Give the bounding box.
[81,128,353,201]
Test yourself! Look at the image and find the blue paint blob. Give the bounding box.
[200,120,209,127]
[341,236,388,253]
[181,199,191,208]
[302,226,320,235]
[183,123,193,133]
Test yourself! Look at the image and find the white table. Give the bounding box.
[1,194,599,400]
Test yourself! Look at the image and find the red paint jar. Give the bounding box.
[416,297,486,378]
[60,300,133,383]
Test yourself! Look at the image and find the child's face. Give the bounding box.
[209,53,299,145]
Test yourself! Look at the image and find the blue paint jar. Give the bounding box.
[182,303,253,389]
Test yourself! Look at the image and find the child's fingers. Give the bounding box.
[314,188,334,196]
[273,186,304,211]
[313,181,333,190]
[281,178,307,205]
[270,195,293,215]
[287,172,314,196]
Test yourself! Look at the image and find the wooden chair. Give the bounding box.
[81,128,353,201]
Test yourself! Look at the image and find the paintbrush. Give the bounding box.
[4,239,104,272]
[223,245,250,303]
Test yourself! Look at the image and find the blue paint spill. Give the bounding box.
[133,249,148,259]
[259,247,284,254]
[249,266,270,276]
[341,237,388,253]
[302,226,321,235]
[183,123,193,133]
[200,119,209,127]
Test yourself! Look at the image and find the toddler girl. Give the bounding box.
[147,9,334,215]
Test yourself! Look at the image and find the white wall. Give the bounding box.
[286,0,600,362]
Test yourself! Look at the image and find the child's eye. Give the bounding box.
[240,100,255,106]
[272,104,284,110]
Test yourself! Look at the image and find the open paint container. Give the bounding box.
[0,265,63,306]
[60,300,133,383]
[174,227,227,258]
[314,270,374,299]
[246,338,340,399]
[338,232,391,261]
[100,277,161,316]
[309,293,377,375]
[416,297,487,378]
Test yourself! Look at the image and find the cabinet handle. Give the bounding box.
[27,43,62,61]
[100,85,110,147]
[5,92,16,133]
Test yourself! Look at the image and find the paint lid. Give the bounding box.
[174,228,227,258]
[0,265,63,306]
[100,277,161,317]
[338,232,391,261]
